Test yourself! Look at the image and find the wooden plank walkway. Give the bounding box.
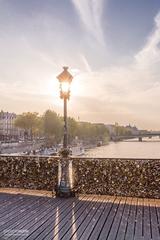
[0,192,159,240]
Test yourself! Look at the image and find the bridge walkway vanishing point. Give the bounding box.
[0,189,160,240]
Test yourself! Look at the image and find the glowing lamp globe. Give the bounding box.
[57,67,73,99]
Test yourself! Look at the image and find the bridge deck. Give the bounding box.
[0,191,159,240]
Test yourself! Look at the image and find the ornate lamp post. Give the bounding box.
[56,66,74,197]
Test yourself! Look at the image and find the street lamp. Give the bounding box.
[56,66,74,197]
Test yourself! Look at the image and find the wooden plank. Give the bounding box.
[0,196,49,232]
[0,194,29,214]
[69,195,106,240]
[143,198,152,240]
[59,195,100,240]
[79,195,109,240]
[88,196,116,240]
[0,193,40,213]
[26,195,86,240]
[0,195,39,230]
[6,197,62,240]
[155,198,160,227]
[22,196,81,240]
[124,197,138,240]
[0,197,49,239]
[107,197,126,240]
[149,198,160,240]
[0,194,159,240]
[0,193,13,199]
[12,199,64,240]
[115,197,132,240]
[134,198,144,240]
[98,197,121,240]
[0,196,42,224]
[40,195,96,240]
[0,193,16,206]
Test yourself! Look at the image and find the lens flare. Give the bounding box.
[61,82,70,93]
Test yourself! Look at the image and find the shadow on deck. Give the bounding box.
[0,190,159,240]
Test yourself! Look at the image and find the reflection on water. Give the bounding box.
[85,137,160,158]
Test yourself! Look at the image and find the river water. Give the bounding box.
[85,137,160,158]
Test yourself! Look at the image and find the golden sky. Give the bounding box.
[0,0,160,130]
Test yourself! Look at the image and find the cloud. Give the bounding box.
[0,0,160,129]
[72,11,160,129]
[105,11,160,94]
[135,12,160,71]
[80,54,92,72]
[71,0,105,45]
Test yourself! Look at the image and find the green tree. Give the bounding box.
[93,123,109,143]
[114,124,132,136]
[76,122,109,144]
[14,112,40,139]
[42,110,63,145]
[67,117,78,144]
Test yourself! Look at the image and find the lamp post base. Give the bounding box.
[56,149,75,198]
[55,185,75,198]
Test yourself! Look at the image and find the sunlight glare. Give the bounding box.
[61,82,70,93]
[70,75,84,97]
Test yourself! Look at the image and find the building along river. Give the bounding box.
[85,136,160,158]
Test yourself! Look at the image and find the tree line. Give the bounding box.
[14,110,110,145]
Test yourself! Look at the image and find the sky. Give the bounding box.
[0,0,160,130]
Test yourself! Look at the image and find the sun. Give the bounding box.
[69,69,84,97]
[70,78,81,96]
[41,69,85,100]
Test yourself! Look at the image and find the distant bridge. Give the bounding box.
[111,132,160,142]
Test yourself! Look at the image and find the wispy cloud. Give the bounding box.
[74,11,160,128]
[80,54,92,72]
[71,0,105,45]
[0,0,160,129]
[135,12,160,71]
